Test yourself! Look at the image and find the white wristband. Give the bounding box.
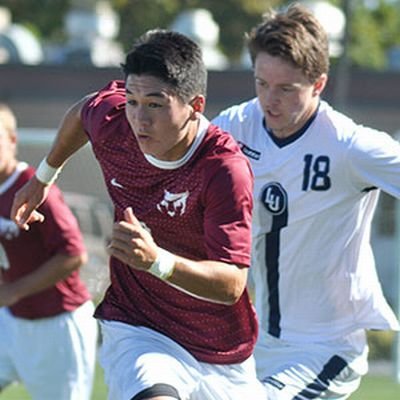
[35,158,63,185]
[148,248,175,280]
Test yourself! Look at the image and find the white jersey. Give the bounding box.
[213,98,400,343]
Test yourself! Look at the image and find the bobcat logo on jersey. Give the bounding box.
[261,182,287,215]
[0,217,20,240]
[157,190,189,217]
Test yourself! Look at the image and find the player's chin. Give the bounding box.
[137,140,157,156]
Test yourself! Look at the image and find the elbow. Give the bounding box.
[223,282,246,305]
[77,252,88,267]
[218,274,247,305]
[69,252,88,271]
[214,264,248,305]
[79,252,89,266]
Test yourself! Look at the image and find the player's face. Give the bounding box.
[254,52,326,138]
[125,74,201,161]
[0,123,17,182]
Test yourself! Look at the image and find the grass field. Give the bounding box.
[2,363,399,399]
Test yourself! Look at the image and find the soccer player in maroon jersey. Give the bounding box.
[11,30,266,399]
[0,104,98,400]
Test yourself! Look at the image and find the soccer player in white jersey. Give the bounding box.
[212,3,400,399]
[10,30,266,399]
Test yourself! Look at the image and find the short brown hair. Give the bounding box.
[246,3,329,83]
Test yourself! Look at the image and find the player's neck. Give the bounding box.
[174,119,200,160]
[270,102,319,139]
[0,159,17,184]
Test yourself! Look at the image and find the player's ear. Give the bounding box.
[312,74,327,97]
[189,95,206,119]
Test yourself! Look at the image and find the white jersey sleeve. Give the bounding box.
[212,99,400,343]
[348,125,400,196]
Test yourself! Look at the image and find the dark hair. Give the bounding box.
[246,3,329,83]
[122,29,207,103]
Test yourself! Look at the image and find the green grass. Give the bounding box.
[350,375,400,399]
[1,364,399,399]
[1,362,108,400]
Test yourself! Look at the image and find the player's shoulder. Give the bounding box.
[97,80,126,99]
[82,80,128,141]
[84,80,125,111]
[317,101,361,144]
[201,123,251,172]
[316,101,398,168]
[205,122,244,157]
[212,98,263,144]
[212,97,261,126]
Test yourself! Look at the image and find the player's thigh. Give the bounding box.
[193,357,266,400]
[18,302,98,400]
[262,364,361,400]
[0,308,19,389]
[256,334,366,400]
[98,321,201,400]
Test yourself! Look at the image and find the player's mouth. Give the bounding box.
[265,108,281,119]
[136,132,152,142]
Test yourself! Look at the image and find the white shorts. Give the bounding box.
[98,320,266,400]
[0,301,98,400]
[255,329,369,400]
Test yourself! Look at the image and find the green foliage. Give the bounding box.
[2,0,400,69]
[350,0,400,69]
[351,5,386,69]
[367,330,396,360]
[1,0,69,41]
[111,0,278,63]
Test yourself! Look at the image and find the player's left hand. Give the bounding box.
[108,207,159,271]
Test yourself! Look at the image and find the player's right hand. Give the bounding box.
[11,176,49,230]
[108,207,159,271]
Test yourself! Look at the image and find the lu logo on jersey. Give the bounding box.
[157,190,189,217]
[261,182,287,215]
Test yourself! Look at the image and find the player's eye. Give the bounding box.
[126,99,138,106]
[148,102,162,109]
[281,86,295,93]
[255,78,267,87]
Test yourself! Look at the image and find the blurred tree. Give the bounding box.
[1,0,69,42]
[350,0,400,69]
[111,0,280,64]
[2,0,400,69]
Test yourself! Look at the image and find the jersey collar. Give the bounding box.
[144,115,209,170]
[264,103,319,148]
[0,162,28,195]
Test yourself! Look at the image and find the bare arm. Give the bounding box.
[0,252,87,307]
[11,96,93,228]
[45,96,91,169]
[166,258,247,304]
[109,208,247,304]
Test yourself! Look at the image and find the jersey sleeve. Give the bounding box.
[37,185,86,257]
[81,80,127,143]
[347,126,400,198]
[202,155,254,267]
[212,98,261,144]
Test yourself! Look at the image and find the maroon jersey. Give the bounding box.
[82,80,257,364]
[0,163,90,319]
